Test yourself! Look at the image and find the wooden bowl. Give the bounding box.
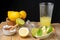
[6,18,16,26]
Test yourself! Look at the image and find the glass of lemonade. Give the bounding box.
[39,2,54,26]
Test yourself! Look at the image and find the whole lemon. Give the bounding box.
[19,10,27,19]
[8,11,20,21]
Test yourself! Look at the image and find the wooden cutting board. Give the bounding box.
[0,22,60,40]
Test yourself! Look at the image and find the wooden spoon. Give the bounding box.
[10,24,18,30]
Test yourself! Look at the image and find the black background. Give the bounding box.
[0,0,60,23]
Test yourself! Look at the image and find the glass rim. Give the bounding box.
[39,2,54,5]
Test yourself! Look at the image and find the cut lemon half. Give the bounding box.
[19,27,29,37]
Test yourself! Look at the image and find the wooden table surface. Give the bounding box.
[0,22,60,40]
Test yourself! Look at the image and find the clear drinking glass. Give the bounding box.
[39,2,54,26]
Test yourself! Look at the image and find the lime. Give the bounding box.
[31,28,39,36]
[36,28,42,36]
[47,26,53,33]
[16,18,25,26]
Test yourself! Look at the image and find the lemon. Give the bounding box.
[16,18,25,26]
[8,11,20,21]
[19,27,29,37]
[19,10,27,19]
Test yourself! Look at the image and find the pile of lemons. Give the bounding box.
[7,10,27,27]
[8,10,27,21]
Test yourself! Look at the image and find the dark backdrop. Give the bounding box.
[0,0,60,23]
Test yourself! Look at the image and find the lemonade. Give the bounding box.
[40,17,51,26]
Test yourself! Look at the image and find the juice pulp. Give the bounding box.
[40,17,51,26]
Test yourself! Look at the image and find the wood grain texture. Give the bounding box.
[0,22,60,40]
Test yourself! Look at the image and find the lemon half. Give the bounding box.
[19,27,29,37]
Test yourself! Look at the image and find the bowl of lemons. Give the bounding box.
[31,26,54,39]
